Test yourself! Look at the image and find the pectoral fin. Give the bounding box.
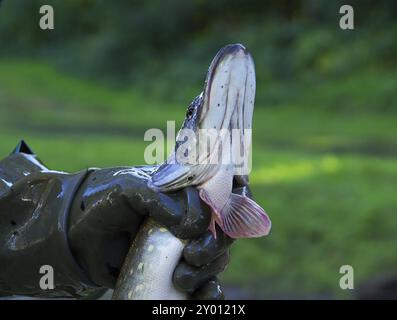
[208,215,217,238]
[199,188,271,239]
[220,193,271,238]
[199,189,222,239]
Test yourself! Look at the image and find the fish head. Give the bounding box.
[149,43,256,192]
[200,43,255,131]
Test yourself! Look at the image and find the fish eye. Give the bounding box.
[186,109,193,118]
[187,175,194,182]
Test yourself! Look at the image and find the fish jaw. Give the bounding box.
[198,44,255,178]
[150,44,254,192]
[200,44,254,133]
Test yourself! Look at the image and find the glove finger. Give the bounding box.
[169,187,211,239]
[173,252,230,293]
[142,187,211,239]
[146,191,185,227]
[192,277,225,300]
[183,227,234,267]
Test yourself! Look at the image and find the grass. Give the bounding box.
[0,59,396,298]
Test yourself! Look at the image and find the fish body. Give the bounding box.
[150,44,271,239]
[113,218,187,300]
[113,44,271,300]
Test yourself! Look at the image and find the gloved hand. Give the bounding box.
[68,166,249,299]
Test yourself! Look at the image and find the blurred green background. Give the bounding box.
[0,0,396,299]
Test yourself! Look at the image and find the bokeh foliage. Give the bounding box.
[1,0,397,106]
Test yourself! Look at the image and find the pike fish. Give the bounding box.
[113,44,271,300]
[150,44,270,238]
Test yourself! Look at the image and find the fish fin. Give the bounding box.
[220,193,271,239]
[199,189,221,239]
[208,215,217,239]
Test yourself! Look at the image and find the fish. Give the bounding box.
[149,43,271,239]
[113,44,271,300]
[112,219,187,300]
